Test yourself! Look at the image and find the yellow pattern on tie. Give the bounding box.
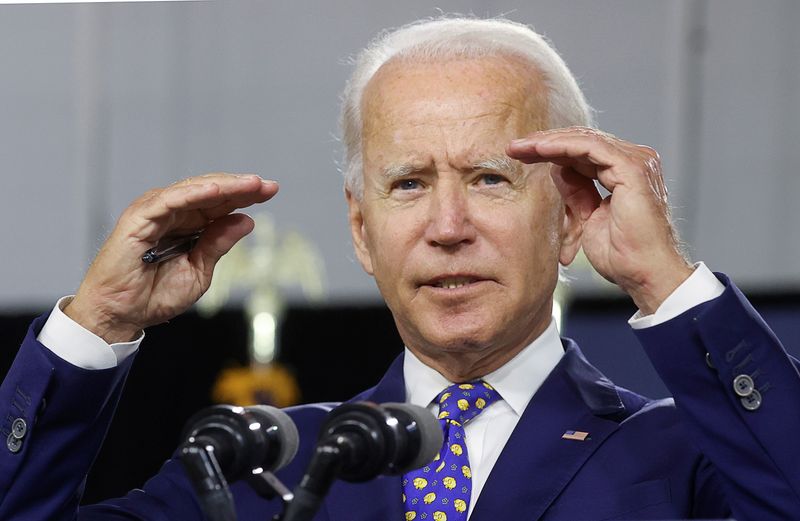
[401,379,501,521]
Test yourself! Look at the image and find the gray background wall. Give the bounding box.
[1,0,798,310]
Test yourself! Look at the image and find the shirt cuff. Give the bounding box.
[628,262,725,330]
[36,296,144,369]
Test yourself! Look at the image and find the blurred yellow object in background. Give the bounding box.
[212,362,301,408]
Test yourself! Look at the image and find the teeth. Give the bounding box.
[436,277,473,289]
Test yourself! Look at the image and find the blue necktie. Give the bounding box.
[402,380,501,521]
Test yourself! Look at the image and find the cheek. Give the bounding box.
[481,200,562,270]
[364,210,420,276]
[525,182,564,252]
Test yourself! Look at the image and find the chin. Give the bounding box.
[395,301,507,353]
[418,318,496,353]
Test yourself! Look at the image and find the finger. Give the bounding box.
[144,175,277,218]
[515,153,601,180]
[507,134,620,170]
[190,213,256,278]
[170,172,265,189]
[508,138,610,190]
[549,166,602,221]
[649,160,669,205]
[130,177,278,240]
[508,134,651,193]
[171,180,279,233]
[516,126,605,141]
[195,187,280,222]
[510,126,619,143]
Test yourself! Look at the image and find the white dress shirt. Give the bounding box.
[35,263,724,518]
[38,296,143,369]
[403,318,564,518]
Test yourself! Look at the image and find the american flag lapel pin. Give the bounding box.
[561,430,590,441]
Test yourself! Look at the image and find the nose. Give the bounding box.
[424,181,476,248]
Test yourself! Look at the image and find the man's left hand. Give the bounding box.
[506,127,693,314]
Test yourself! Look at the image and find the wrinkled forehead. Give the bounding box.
[361,53,549,142]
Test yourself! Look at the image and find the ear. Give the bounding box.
[558,202,583,266]
[345,189,375,275]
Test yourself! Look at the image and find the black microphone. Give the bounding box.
[180,405,300,521]
[280,401,442,521]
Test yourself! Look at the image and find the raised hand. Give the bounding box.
[64,173,279,343]
[507,127,693,314]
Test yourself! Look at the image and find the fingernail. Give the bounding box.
[510,138,528,145]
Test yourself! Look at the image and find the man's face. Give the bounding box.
[348,55,580,371]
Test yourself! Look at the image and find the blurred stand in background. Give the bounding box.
[197,212,325,408]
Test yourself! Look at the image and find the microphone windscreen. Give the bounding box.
[248,405,300,471]
[383,402,443,472]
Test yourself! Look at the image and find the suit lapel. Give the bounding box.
[470,341,625,521]
[324,354,407,521]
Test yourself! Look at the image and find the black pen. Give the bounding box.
[141,233,202,264]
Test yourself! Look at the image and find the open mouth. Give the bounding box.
[420,274,491,291]
[433,276,479,289]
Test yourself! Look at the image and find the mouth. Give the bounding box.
[420,274,492,290]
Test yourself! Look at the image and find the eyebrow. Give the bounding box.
[379,156,520,179]
[472,156,520,176]
[380,163,418,179]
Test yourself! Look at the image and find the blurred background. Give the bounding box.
[0,0,797,503]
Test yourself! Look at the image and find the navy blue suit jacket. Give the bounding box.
[1,275,799,520]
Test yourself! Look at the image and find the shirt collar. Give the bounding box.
[403,319,565,416]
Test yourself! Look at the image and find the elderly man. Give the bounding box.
[1,17,798,521]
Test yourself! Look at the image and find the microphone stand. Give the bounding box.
[181,441,297,521]
[180,442,237,521]
[276,441,347,521]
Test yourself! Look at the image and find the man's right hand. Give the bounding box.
[64,173,278,344]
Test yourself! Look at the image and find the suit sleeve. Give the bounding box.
[0,314,137,520]
[0,315,327,520]
[635,273,800,520]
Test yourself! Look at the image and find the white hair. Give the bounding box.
[340,16,595,198]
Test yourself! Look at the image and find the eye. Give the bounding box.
[395,179,422,191]
[479,173,507,186]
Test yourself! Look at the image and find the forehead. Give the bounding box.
[361,54,548,164]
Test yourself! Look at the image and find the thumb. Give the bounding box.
[550,165,602,221]
[191,213,255,278]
